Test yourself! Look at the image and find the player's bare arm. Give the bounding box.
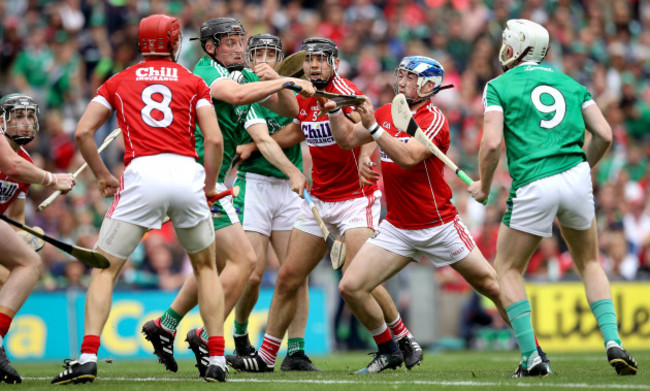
[196,105,224,195]
[358,98,430,170]
[245,122,308,194]
[5,198,25,225]
[211,76,311,113]
[582,104,613,168]
[321,98,371,149]
[75,101,120,197]
[253,63,314,117]
[238,121,306,160]
[469,110,503,203]
[0,137,75,193]
[358,142,380,186]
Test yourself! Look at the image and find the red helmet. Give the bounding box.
[138,14,181,60]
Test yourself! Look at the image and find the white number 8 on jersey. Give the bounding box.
[141,84,174,128]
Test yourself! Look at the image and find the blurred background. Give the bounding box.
[1,0,649,361]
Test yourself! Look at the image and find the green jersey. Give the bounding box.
[193,56,264,182]
[237,101,302,179]
[483,63,590,190]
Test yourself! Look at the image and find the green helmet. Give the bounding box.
[0,94,39,145]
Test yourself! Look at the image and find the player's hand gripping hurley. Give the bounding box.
[284,82,366,109]
[0,213,109,269]
[391,94,486,205]
[302,189,346,270]
[38,128,122,211]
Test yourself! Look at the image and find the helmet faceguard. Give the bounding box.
[0,94,39,145]
[301,37,338,89]
[392,56,445,105]
[194,17,247,71]
[138,14,183,62]
[498,19,549,71]
[247,34,284,68]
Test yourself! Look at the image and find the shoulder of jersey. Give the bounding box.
[418,102,447,134]
[329,75,360,95]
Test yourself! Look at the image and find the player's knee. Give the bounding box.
[338,276,360,302]
[275,266,303,296]
[477,276,500,302]
[247,268,264,288]
[244,250,257,274]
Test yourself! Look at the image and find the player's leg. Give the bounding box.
[227,228,326,372]
[177,219,227,382]
[493,223,545,376]
[143,193,255,374]
[52,217,148,385]
[556,162,636,375]
[233,230,269,356]
[273,230,318,371]
[0,222,41,384]
[340,193,421,368]
[339,240,411,373]
[561,221,637,375]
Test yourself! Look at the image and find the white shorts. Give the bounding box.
[107,154,211,229]
[294,190,382,238]
[367,216,476,267]
[505,162,595,237]
[233,172,301,236]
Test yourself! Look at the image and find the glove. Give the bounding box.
[229,71,244,84]
[16,227,46,252]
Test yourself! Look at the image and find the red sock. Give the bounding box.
[0,313,12,338]
[208,336,225,357]
[258,334,282,367]
[387,315,409,340]
[80,335,100,355]
[534,335,540,348]
[371,325,393,345]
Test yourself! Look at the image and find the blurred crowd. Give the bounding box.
[2,0,650,294]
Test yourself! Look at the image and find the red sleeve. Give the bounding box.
[197,78,211,102]
[96,74,118,108]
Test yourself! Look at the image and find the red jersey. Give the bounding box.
[295,75,378,201]
[93,58,212,166]
[375,102,457,229]
[0,147,32,214]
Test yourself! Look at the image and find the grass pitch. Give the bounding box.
[16,350,649,390]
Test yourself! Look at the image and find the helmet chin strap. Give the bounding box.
[501,46,532,72]
[4,133,33,146]
[226,63,245,72]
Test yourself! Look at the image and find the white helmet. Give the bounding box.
[498,19,549,69]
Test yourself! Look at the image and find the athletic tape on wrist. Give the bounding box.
[45,172,53,187]
[367,123,384,140]
[328,107,342,117]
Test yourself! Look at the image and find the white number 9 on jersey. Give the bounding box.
[141,84,174,128]
[531,85,566,129]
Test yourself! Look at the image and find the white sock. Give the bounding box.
[79,353,97,364]
[209,355,226,367]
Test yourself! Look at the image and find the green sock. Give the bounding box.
[506,300,537,368]
[287,338,304,356]
[200,327,208,342]
[234,320,248,336]
[160,308,183,332]
[590,299,622,347]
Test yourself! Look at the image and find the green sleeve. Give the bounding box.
[194,60,229,88]
[482,80,503,111]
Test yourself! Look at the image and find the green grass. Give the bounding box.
[14,350,648,390]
